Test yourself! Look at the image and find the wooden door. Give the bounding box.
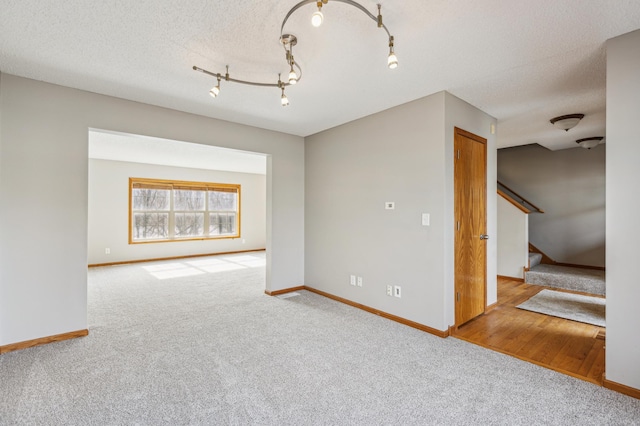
[454,127,487,326]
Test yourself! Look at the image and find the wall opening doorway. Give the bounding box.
[87,129,267,281]
[456,143,606,385]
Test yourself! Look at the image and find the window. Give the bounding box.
[129,178,240,243]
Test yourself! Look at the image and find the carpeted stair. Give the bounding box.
[525,264,605,296]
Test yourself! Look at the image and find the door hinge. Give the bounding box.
[456,292,460,302]
[456,221,460,231]
[457,149,460,159]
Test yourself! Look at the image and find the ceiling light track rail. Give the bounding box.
[192,64,302,88]
[193,0,396,106]
[279,0,392,38]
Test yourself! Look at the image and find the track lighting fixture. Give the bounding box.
[193,0,397,106]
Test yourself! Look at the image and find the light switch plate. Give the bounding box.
[385,202,395,210]
[422,213,430,226]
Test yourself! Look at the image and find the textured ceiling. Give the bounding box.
[2,1,640,150]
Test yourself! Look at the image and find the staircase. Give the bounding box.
[498,181,606,296]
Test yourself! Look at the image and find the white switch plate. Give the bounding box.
[350,275,356,286]
[394,285,401,298]
[422,213,430,226]
[357,276,363,287]
[105,248,110,254]
[385,202,395,210]
[386,285,393,296]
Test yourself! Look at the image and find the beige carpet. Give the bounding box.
[1,252,636,425]
[517,289,605,327]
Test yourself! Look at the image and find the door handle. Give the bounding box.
[480,234,489,240]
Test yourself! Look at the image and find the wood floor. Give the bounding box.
[453,277,605,385]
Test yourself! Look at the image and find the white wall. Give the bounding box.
[88,159,266,265]
[305,91,496,332]
[0,74,304,346]
[498,144,606,267]
[606,29,640,390]
[497,195,528,279]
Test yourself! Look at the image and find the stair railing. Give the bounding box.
[497,181,544,214]
[498,181,544,213]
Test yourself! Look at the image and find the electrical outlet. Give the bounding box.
[394,285,401,298]
[105,248,110,254]
[350,275,356,286]
[357,276,363,287]
[386,285,393,296]
[385,202,395,210]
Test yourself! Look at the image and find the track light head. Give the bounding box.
[278,75,289,106]
[387,36,398,69]
[288,69,298,85]
[311,2,324,28]
[209,76,221,98]
[388,51,398,69]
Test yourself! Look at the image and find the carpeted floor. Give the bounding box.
[517,289,606,327]
[1,251,639,425]
[525,264,606,295]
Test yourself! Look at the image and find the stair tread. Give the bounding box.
[525,264,605,296]
[528,264,604,278]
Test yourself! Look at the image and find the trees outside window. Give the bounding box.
[209,190,237,236]
[132,188,170,240]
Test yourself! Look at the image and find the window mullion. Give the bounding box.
[169,188,175,239]
[205,190,210,237]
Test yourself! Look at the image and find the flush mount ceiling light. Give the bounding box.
[549,114,585,132]
[193,0,396,107]
[576,137,604,149]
